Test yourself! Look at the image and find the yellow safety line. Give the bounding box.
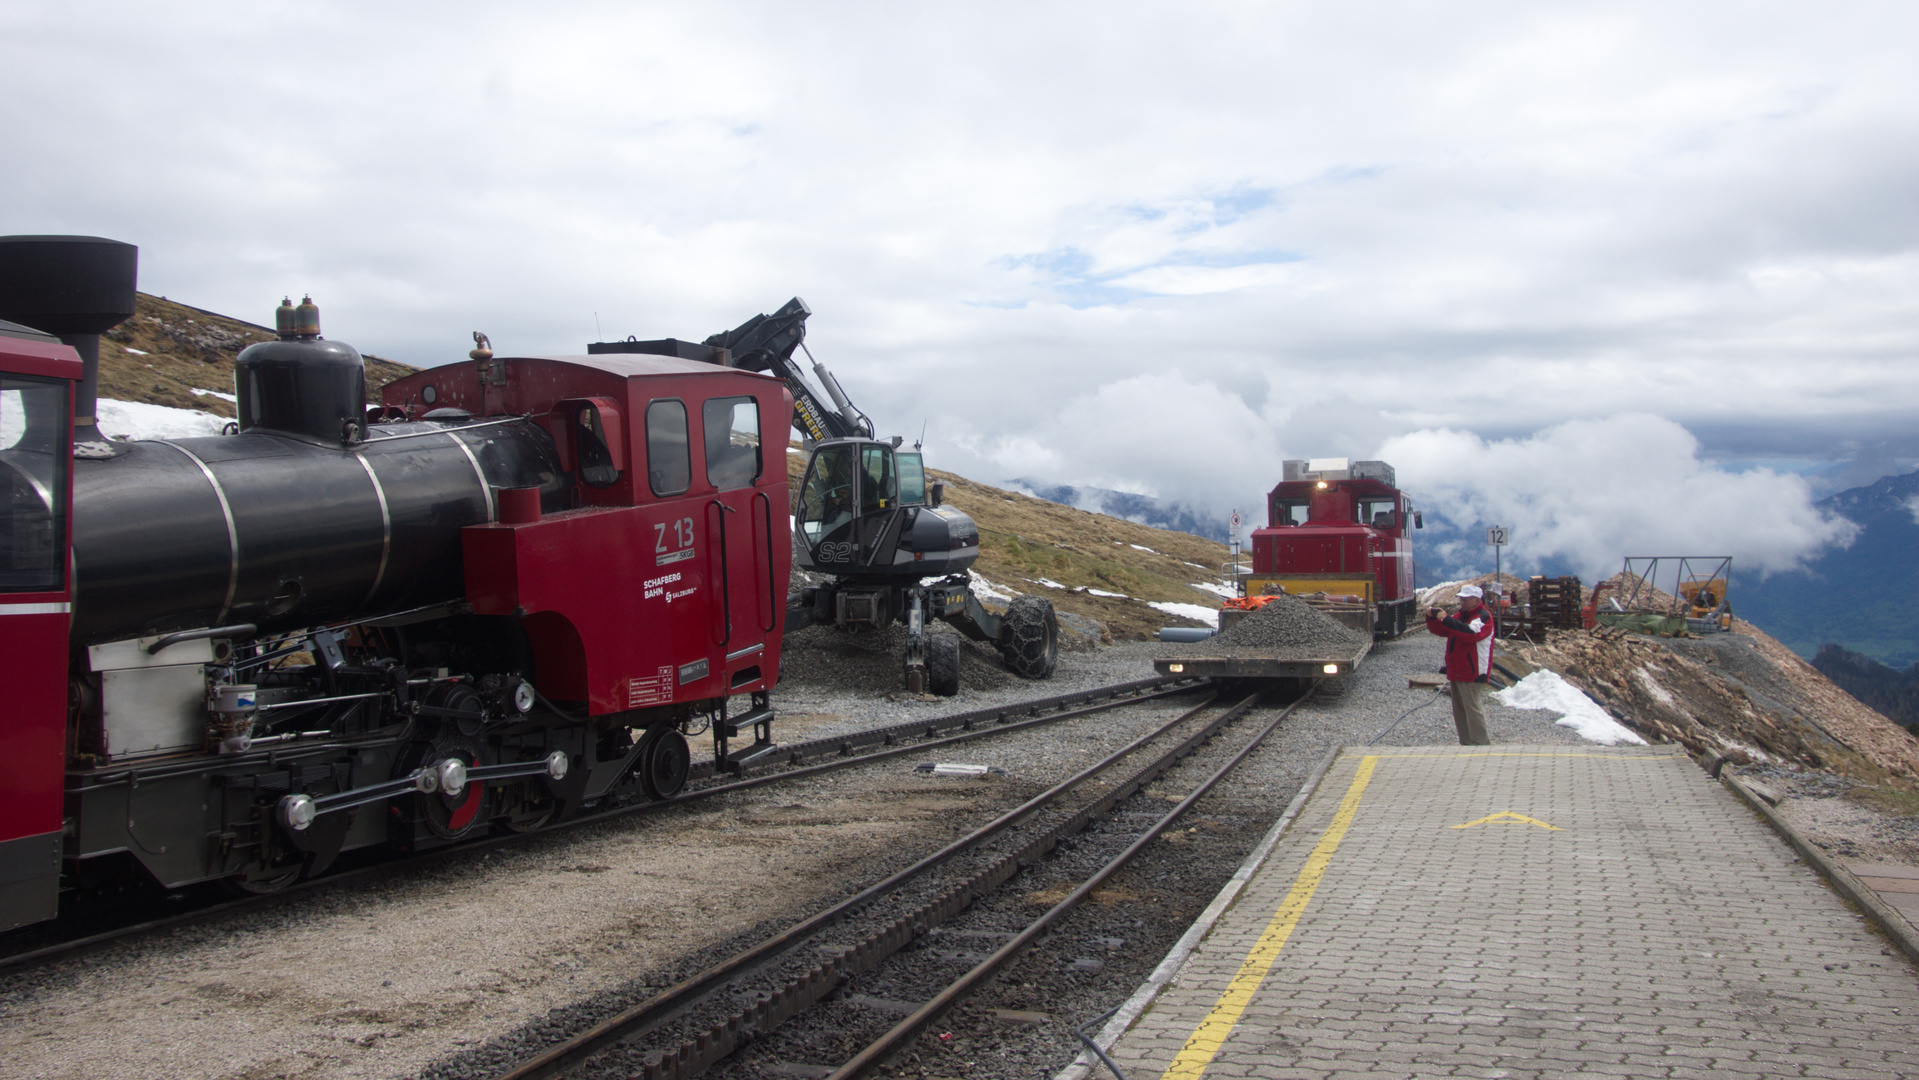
[1160,754,1378,1080]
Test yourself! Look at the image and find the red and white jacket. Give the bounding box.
[1428,605,1495,682]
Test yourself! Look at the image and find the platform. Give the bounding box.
[1082,745,1919,1079]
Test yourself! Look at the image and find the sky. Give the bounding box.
[4,1,1916,580]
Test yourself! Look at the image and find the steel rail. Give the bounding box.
[490,692,1224,1080]
[0,677,1197,975]
[827,684,1316,1079]
[512,687,1281,1080]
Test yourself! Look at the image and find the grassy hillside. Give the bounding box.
[784,447,1234,640]
[99,293,415,416]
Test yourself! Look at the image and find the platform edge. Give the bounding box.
[1052,742,1350,1080]
[1722,771,1919,970]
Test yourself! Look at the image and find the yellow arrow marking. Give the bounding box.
[1450,811,1561,830]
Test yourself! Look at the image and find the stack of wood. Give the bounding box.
[1528,576,1584,630]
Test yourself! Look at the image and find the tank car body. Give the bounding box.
[0,244,792,928]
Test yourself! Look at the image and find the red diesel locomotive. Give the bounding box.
[1244,457,1421,637]
[0,236,791,930]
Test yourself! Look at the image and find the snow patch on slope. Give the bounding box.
[1494,670,1646,746]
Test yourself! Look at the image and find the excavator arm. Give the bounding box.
[702,297,872,444]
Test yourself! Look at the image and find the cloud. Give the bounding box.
[958,371,1280,513]
[1378,414,1857,579]
[4,1,1919,522]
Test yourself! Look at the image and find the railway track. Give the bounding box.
[0,675,1199,975]
[473,681,1317,1080]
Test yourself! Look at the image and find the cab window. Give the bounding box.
[859,445,894,513]
[645,399,690,496]
[0,374,68,592]
[702,396,761,492]
[1358,498,1397,530]
[576,403,619,487]
[1271,496,1308,526]
[797,444,855,544]
[895,451,927,505]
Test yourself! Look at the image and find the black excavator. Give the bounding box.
[590,298,1058,695]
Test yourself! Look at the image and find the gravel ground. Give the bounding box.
[0,626,1608,1080]
[1737,765,1919,867]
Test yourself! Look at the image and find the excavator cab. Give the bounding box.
[794,437,974,578]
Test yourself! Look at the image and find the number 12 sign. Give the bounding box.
[1487,526,1509,547]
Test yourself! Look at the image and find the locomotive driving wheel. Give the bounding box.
[637,726,691,799]
[403,733,492,840]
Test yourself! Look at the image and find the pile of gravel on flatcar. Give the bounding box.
[1173,593,1370,657]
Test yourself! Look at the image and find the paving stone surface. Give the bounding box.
[1103,745,1919,1079]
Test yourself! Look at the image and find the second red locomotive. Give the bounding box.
[1244,457,1422,637]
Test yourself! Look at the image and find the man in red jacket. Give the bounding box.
[1428,584,1496,745]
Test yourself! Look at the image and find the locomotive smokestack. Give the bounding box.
[0,235,138,445]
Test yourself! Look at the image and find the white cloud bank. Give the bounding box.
[1380,413,1856,578]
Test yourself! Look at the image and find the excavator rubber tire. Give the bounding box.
[997,595,1059,679]
[928,634,961,697]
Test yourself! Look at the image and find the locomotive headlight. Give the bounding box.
[435,758,469,798]
[1323,664,1339,674]
[278,793,317,832]
[545,750,570,780]
[513,681,536,715]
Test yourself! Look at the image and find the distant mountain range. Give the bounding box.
[1005,479,1235,543]
[1738,470,1919,669]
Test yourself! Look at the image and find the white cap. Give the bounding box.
[1457,584,1484,599]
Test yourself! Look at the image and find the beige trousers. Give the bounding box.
[1450,680,1490,745]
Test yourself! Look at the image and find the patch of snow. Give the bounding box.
[1129,543,1156,553]
[1493,670,1647,746]
[968,570,1016,604]
[1086,588,1128,599]
[96,398,227,441]
[1183,561,1209,570]
[1633,668,1676,708]
[190,387,238,403]
[124,347,148,355]
[1149,601,1220,628]
[1190,580,1237,600]
[1035,578,1067,590]
[1417,581,1464,606]
[788,446,804,454]
[1718,737,1776,764]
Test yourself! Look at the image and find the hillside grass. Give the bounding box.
[785,446,1233,640]
[99,293,415,416]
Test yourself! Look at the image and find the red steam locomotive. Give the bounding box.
[0,236,790,930]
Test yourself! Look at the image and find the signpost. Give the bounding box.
[1487,526,1508,636]
[1229,511,1244,597]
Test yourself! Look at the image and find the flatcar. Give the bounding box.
[0,236,790,929]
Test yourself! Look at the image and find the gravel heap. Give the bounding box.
[1171,593,1370,658]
